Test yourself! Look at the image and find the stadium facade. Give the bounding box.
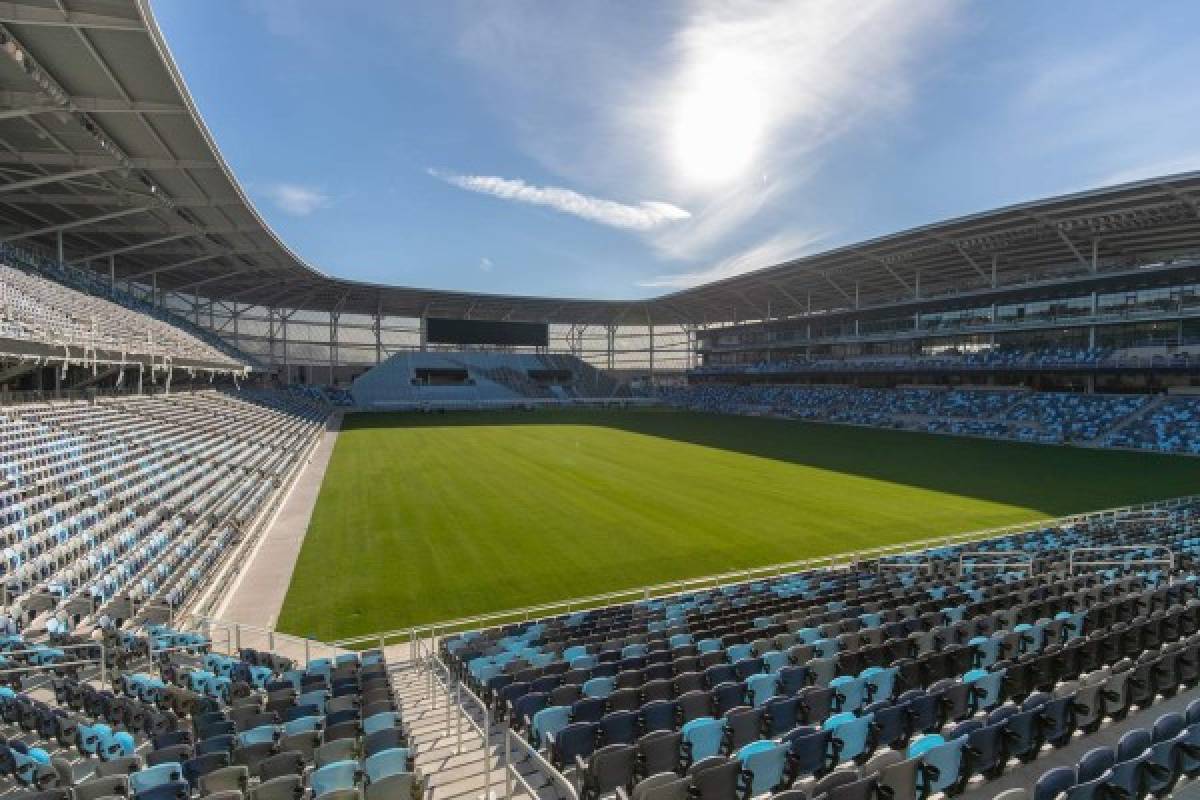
[0,1,1199,389]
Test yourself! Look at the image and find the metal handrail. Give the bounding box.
[957,550,1036,577]
[0,641,107,684]
[1068,545,1176,574]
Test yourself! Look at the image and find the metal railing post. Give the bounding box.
[504,728,513,800]
[456,680,463,754]
[483,702,492,795]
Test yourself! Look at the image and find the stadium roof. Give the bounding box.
[1,1,1200,326]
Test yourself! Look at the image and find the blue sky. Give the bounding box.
[152,1,1200,299]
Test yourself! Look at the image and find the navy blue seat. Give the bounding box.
[1033,766,1075,800]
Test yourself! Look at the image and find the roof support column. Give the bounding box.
[282,311,289,384]
[55,230,63,263]
[265,308,275,369]
[914,270,921,299]
[329,311,339,385]
[991,254,999,288]
[108,255,115,289]
[373,308,382,365]
[1091,238,1099,274]
[232,303,240,354]
[648,323,655,386]
[418,315,427,352]
[606,324,616,371]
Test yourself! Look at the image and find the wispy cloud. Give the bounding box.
[449,1,955,267]
[640,0,957,260]
[479,256,494,273]
[429,169,691,231]
[639,230,828,289]
[261,182,332,217]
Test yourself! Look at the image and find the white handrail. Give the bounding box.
[1068,545,1175,574]
[957,550,1036,577]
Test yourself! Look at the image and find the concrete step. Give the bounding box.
[391,662,564,800]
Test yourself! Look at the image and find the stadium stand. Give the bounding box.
[659,385,1200,451]
[440,504,1200,800]
[0,245,253,372]
[0,624,422,800]
[1103,396,1200,454]
[1,389,329,633]
[351,352,630,409]
[7,5,1200,800]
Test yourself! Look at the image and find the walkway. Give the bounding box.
[215,411,343,629]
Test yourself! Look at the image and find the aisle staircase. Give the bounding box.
[390,658,562,800]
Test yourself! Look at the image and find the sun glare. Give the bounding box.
[670,54,766,188]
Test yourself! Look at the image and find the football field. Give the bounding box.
[276,409,1200,640]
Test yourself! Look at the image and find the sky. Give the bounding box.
[151,1,1200,300]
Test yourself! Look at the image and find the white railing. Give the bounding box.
[360,396,657,412]
[420,643,576,800]
[1068,545,1176,574]
[956,550,1036,577]
[0,642,109,686]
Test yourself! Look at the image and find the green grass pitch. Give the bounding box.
[276,409,1200,641]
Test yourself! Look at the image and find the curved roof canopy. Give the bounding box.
[1,1,1199,326]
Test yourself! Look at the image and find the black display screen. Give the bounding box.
[426,317,548,347]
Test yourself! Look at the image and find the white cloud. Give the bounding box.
[639,230,828,289]
[429,169,691,231]
[449,1,956,266]
[479,256,494,272]
[640,0,957,259]
[261,183,332,217]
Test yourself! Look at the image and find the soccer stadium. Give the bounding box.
[3,3,1200,800]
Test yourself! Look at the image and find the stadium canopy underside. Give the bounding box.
[1,1,1200,365]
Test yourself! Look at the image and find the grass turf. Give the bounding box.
[277,409,1200,640]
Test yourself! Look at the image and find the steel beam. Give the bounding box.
[0,166,118,192]
[0,206,154,242]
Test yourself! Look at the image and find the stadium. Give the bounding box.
[2,3,1200,800]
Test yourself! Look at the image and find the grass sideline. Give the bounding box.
[276,409,1200,641]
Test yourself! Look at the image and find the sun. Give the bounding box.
[670,53,766,188]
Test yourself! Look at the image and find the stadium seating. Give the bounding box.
[660,385,1200,451]
[693,348,1141,377]
[0,246,250,369]
[442,504,1200,800]
[1103,396,1200,454]
[0,626,422,800]
[351,351,628,408]
[1,389,329,633]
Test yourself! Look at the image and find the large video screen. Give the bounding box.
[426,317,549,347]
